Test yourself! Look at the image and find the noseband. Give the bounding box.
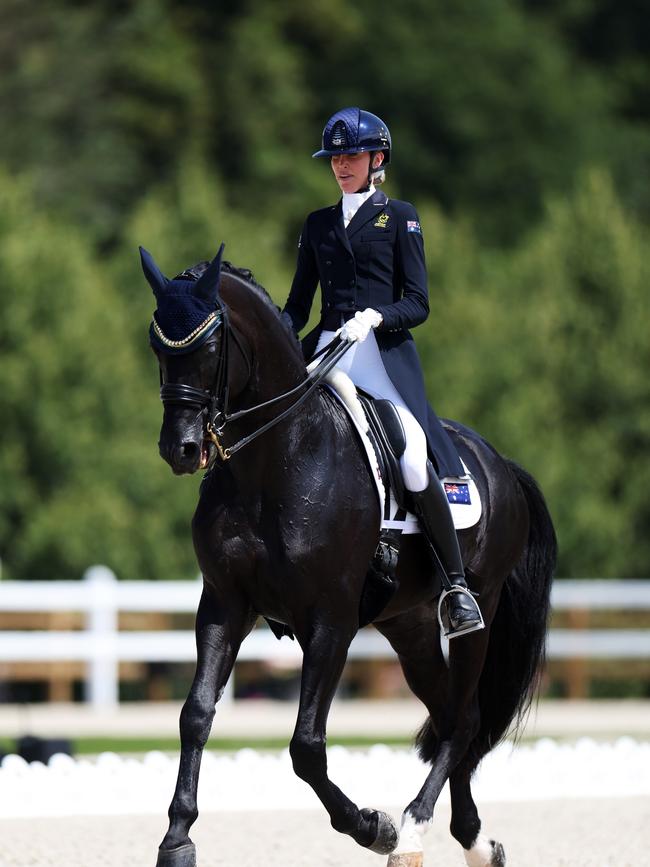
[151,303,352,464]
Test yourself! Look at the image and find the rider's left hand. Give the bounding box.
[339,308,383,343]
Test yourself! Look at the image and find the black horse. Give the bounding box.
[141,245,556,867]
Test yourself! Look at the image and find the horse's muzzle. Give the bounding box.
[159,439,202,475]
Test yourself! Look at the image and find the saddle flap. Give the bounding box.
[373,400,407,458]
[358,393,408,513]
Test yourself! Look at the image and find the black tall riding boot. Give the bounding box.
[411,463,484,639]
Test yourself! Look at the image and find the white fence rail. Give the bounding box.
[1,567,649,707]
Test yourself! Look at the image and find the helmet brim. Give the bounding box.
[312,145,382,159]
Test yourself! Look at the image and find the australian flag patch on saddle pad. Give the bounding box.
[444,482,471,505]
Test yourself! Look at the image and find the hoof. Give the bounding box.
[491,840,506,866]
[464,835,506,867]
[388,854,423,867]
[156,842,197,867]
[367,810,399,855]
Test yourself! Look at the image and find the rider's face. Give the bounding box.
[331,151,383,194]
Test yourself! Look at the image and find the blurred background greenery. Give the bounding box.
[0,0,648,582]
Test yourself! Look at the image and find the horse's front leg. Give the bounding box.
[290,619,398,855]
[157,588,254,867]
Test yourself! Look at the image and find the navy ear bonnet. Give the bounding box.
[140,244,225,354]
[153,277,216,341]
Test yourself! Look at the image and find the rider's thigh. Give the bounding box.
[395,406,428,492]
[346,334,403,401]
[316,329,358,376]
[320,331,428,491]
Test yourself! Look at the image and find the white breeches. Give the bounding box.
[317,329,429,492]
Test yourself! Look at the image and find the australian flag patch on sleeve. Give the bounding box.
[406,220,422,234]
[444,482,471,505]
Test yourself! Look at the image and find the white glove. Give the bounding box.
[339,308,383,343]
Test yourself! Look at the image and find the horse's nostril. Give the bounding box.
[181,442,200,461]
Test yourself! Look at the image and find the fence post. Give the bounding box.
[84,565,119,708]
[564,607,590,698]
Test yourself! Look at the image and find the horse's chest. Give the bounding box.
[193,503,262,580]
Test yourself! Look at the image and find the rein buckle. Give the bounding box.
[207,422,232,461]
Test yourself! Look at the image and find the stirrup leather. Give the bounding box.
[437,585,485,640]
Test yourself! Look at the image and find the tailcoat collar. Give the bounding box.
[346,189,389,238]
[332,201,353,255]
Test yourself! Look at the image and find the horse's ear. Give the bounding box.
[139,246,169,296]
[194,243,225,302]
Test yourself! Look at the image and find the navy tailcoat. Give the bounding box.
[283,189,463,479]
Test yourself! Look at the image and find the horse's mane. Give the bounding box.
[175,259,303,359]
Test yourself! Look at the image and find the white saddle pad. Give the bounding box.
[324,378,482,533]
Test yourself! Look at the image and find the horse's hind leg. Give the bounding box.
[450,757,505,867]
[376,609,490,865]
[290,619,398,854]
[157,589,254,866]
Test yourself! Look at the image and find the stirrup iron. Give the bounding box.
[437,585,485,640]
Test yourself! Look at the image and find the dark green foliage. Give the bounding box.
[2,0,649,244]
[0,0,209,243]
[0,172,201,580]
[0,2,648,580]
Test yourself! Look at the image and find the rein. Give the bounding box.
[156,306,352,464]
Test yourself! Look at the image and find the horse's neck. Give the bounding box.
[217,279,335,486]
[222,279,306,406]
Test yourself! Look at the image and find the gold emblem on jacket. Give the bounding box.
[374,213,390,228]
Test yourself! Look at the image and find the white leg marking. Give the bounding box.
[392,812,431,855]
[464,833,495,867]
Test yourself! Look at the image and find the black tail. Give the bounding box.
[417,459,556,764]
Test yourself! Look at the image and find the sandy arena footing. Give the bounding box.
[1,798,648,867]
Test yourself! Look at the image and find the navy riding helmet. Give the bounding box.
[313,107,391,165]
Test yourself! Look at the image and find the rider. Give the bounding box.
[282,107,483,639]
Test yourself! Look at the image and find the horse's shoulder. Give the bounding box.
[319,385,354,431]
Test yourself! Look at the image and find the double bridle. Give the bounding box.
[153,303,352,464]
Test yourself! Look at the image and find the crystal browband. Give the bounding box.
[151,311,220,349]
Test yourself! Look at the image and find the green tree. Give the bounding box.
[414,171,650,576]
[0,0,208,242]
[0,171,199,580]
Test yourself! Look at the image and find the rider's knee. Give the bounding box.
[396,408,428,492]
[401,455,429,491]
[400,439,429,491]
